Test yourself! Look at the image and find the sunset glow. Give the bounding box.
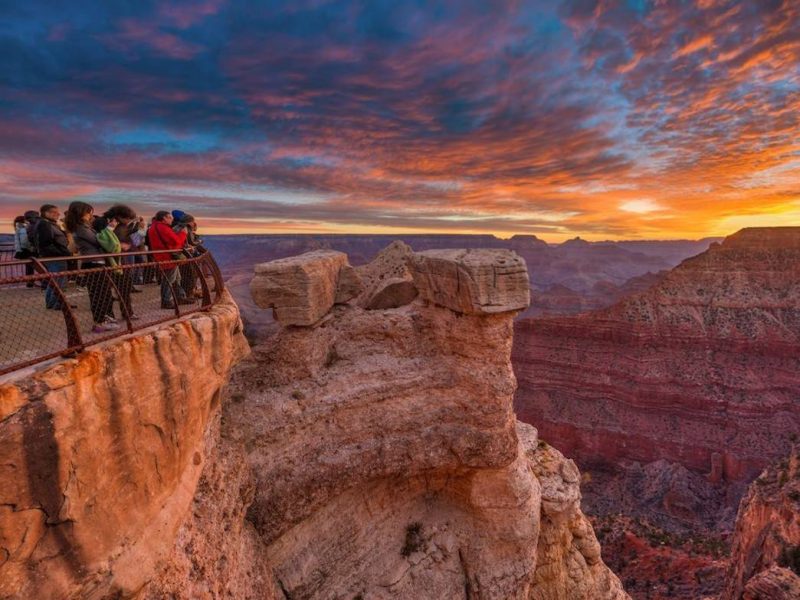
[1,1,799,240]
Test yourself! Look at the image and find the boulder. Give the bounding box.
[410,249,530,314]
[354,241,417,309]
[250,250,348,326]
[743,567,800,600]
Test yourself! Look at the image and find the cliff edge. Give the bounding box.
[0,293,249,599]
[1,246,627,599]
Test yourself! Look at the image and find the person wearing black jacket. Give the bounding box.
[33,204,72,310]
[65,202,123,333]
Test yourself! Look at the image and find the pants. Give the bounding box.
[142,255,157,284]
[160,266,186,305]
[84,263,114,324]
[179,262,197,298]
[113,271,134,318]
[44,261,66,310]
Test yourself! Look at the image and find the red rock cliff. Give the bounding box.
[513,227,800,482]
[722,446,800,599]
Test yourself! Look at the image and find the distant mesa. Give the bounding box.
[560,236,590,247]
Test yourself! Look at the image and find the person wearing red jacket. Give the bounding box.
[147,211,195,309]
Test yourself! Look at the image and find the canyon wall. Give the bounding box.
[513,227,800,483]
[0,295,249,599]
[722,446,800,600]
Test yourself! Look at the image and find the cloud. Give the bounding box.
[0,0,798,240]
[619,199,665,214]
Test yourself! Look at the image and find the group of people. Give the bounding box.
[12,203,205,333]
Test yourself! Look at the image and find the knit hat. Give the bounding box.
[171,209,186,221]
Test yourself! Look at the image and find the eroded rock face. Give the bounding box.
[0,294,249,600]
[513,227,800,483]
[742,566,800,600]
[151,244,621,599]
[354,240,417,310]
[520,425,627,600]
[411,249,530,315]
[250,250,350,325]
[722,446,800,600]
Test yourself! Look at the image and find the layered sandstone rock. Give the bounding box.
[513,227,800,483]
[742,567,800,599]
[521,427,626,599]
[354,240,417,309]
[722,446,800,599]
[140,245,623,599]
[251,250,352,325]
[2,244,627,600]
[0,294,249,599]
[411,249,530,314]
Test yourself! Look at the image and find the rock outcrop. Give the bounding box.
[0,294,249,599]
[513,227,800,483]
[141,245,624,599]
[523,430,625,599]
[353,240,417,310]
[411,249,531,314]
[722,446,800,599]
[251,250,354,325]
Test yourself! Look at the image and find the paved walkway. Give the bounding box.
[0,280,184,373]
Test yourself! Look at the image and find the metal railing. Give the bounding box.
[0,242,15,264]
[0,249,225,376]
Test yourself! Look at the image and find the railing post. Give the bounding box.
[31,257,84,353]
[204,252,225,301]
[101,267,133,334]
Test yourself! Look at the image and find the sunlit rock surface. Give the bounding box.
[722,446,800,600]
[0,294,248,599]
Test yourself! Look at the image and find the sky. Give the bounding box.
[1,0,798,240]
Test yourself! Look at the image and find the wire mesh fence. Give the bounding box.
[1,243,38,280]
[0,250,225,376]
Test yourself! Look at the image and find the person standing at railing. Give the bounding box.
[33,204,73,310]
[13,216,36,286]
[118,214,147,288]
[64,202,120,334]
[148,211,196,310]
[172,213,204,299]
[100,205,141,310]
